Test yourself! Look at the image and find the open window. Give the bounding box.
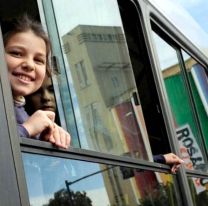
[118,0,171,155]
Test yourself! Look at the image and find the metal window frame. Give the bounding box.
[0,27,30,205]
[20,138,171,173]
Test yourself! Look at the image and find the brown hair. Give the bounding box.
[2,14,51,75]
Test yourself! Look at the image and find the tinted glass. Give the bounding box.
[188,176,208,206]
[149,0,208,58]
[23,153,181,206]
[152,31,207,171]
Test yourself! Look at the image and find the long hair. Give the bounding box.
[2,14,51,75]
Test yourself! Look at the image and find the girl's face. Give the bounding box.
[29,76,56,112]
[5,30,47,98]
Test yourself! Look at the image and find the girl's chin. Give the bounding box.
[11,82,41,96]
[13,91,33,98]
[12,86,39,97]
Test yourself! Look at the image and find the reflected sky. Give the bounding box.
[149,0,208,57]
[52,0,122,36]
[52,0,208,71]
[51,0,208,66]
[23,153,110,206]
[152,32,178,70]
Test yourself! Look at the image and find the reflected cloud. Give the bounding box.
[149,0,208,56]
[52,0,122,36]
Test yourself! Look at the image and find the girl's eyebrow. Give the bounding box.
[5,45,22,50]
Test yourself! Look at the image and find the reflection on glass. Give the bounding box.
[23,153,180,206]
[149,0,208,58]
[188,176,208,206]
[42,0,153,159]
[152,32,206,171]
[182,51,208,151]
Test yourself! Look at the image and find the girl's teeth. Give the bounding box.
[19,75,31,81]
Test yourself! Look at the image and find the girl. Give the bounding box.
[3,15,70,149]
[25,73,61,125]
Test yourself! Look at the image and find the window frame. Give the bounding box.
[0,26,30,205]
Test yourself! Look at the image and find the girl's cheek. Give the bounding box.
[38,69,46,81]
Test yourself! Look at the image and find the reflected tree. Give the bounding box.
[139,182,176,206]
[46,188,92,206]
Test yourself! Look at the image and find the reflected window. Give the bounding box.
[75,60,89,88]
[111,76,119,88]
[23,153,181,206]
[152,30,207,171]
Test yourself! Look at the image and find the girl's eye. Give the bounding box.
[48,85,54,93]
[34,58,45,65]
[9,50,22,57]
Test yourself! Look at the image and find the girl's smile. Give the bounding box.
[5,30,47,98]
[12,71,35,83]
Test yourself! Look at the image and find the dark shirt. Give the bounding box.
[153,154,166,164]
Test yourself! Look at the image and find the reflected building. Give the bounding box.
[62,25,147,156]
[62,25,159,205]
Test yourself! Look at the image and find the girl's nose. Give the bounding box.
[42,90,51,102]
[21,59,35,71]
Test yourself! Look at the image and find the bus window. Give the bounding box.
[181,51,208,151]
[22,152,181,206]
[42,0,171,160]
[151,30,207,171]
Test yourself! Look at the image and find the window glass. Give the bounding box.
[182,51,208,150]
[188,176,208,206]
[23,153,181,206]
[152,31,207,171]
[42,0,157,160]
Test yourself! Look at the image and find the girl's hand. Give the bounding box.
[23,110,71,149]
[163,153,184,174]
[23,110,55,137]
[49,123,71,149]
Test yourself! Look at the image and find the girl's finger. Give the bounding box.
[66,133,71,148]
[59,127,67,148]
[44,111,55,122]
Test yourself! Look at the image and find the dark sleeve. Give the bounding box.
[153,154,166,164]
[17,124,30,138]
